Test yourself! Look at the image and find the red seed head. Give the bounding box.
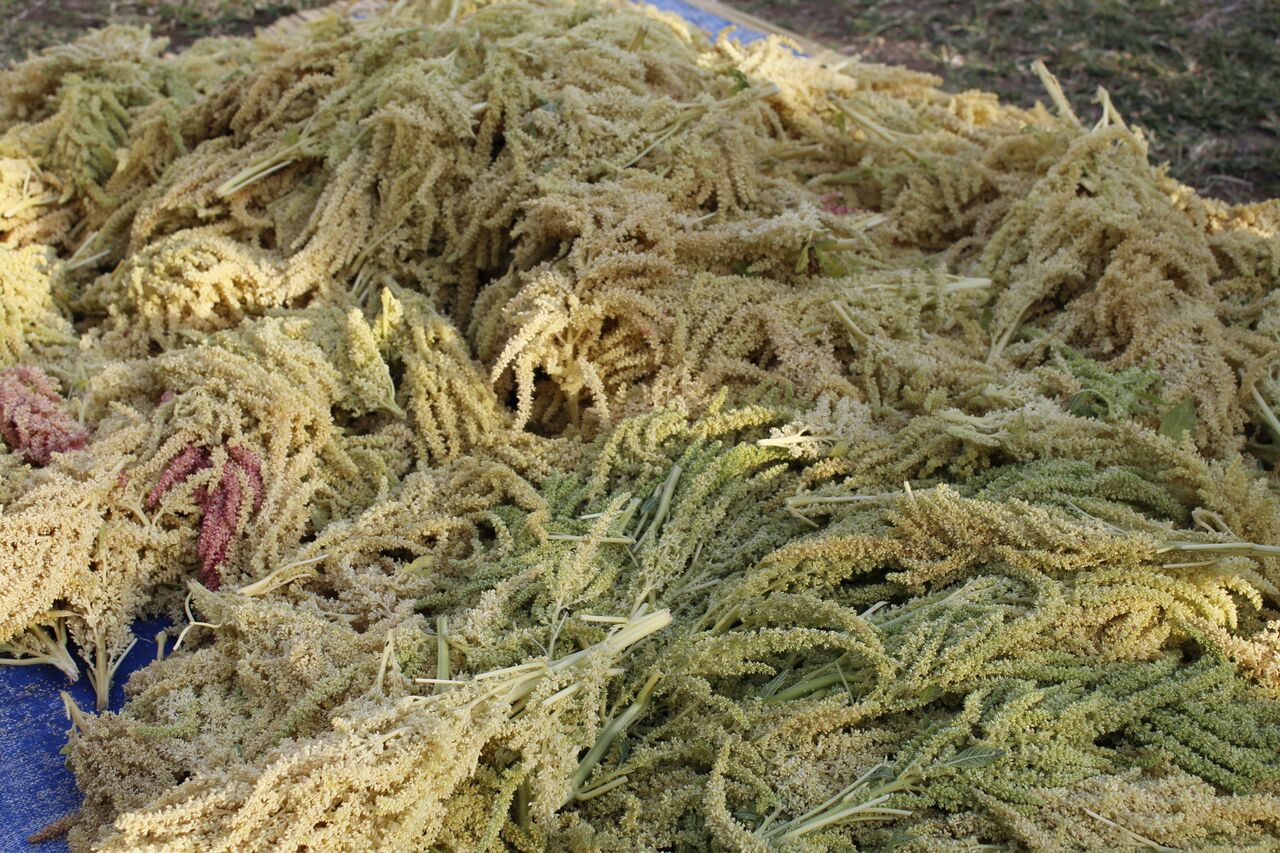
[196,468,242,591]
[145,441,264,589]
[145,444,212,510]
[0,366,90,466]
[819,193,856,216]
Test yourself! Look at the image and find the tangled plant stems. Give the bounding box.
[1,0,1280,849]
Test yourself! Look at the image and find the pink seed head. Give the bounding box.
[0,366,90,466]
[819,193,856,216]
[196,468,243,591]
[145,441,264,589]
[145,444,212,510]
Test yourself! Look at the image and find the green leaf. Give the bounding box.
[795,239,813,275]
[864,764,896,782]
[816,247,842,277]
[727,68,750,93]
[937,745,1005,770]
[1069,389,1110,420]
[627,25,648,52]
[1160,398,1197,442]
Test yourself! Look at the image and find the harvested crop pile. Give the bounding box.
[2,0,1280,849]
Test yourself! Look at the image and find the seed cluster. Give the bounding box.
[1,1,1279,850]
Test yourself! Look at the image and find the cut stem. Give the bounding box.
[435,616,450,695]
[569,671,662,799]
[0,618,79,682]
[82,626,138,712]
[236,554,327,597]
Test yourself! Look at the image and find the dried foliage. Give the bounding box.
[0,1,1279,850]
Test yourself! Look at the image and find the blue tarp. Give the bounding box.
[645,0,768,44]
[0,3,762,850]
[1,620,167,850]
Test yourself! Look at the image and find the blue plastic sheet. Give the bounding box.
[0,3,762,850]
[646,0,768,44]
[1,620,167,850]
